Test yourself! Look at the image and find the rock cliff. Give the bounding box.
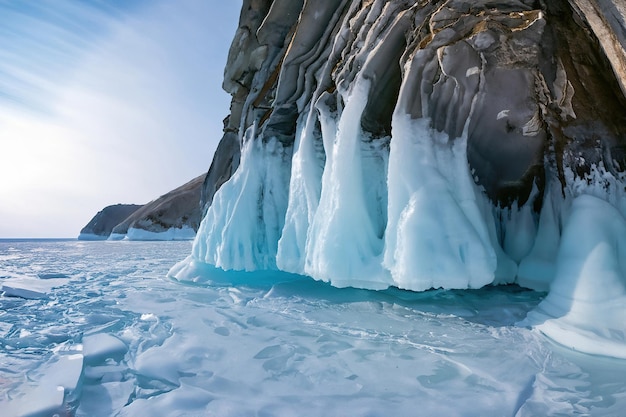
[202,0,626,208]
[180,0,626,358]
[79,174,204,241]
[78,204,142,240]
[110,174,204,240]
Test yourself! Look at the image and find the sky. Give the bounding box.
[0,0,241,238]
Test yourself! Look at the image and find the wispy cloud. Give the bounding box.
[0,0,240,237]
[0,0,146,114]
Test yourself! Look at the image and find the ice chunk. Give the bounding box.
[83,333,128,364]
[1,276,68,299]
[76,380,135,417]
[522,194,626,358]
[50,354,84,392]
[7,386,66,417]
[37,273,69,279]
[7,353,84,417]
[133,342,181,385]
[115,382,214,417]
[0,321,13,337]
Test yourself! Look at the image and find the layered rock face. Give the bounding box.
[182,0,626,357]
[202,0,626,206]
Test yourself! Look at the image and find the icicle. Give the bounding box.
[305,78,391,289]
[384,114,498,291]
[276,108,324,273]
[192,131,291,271]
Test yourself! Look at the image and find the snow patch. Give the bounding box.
[466,66,480,77]
[496,110,509,120]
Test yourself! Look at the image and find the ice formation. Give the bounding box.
[521,170,626,359]
[175,1,626,358]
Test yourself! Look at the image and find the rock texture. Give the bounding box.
[194,0,626,276]
[203,0,626,207]
[78,204,142,240]
[571,0,626,98]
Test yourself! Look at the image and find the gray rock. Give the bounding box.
[200,128,240,214]
[111,174,204,237]
[79,175,204,240]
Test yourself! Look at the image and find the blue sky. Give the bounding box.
[0,0,241,237]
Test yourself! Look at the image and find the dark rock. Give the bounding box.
[200,131,240,214]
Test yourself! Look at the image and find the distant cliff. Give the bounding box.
[110,174,204,240]
[78,204,142,240]
[79,174,204,241]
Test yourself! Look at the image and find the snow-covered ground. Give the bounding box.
[1,240,625,416]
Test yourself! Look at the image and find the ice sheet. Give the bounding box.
[2,240,625,416]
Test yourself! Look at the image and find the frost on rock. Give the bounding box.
[174,1,626,358]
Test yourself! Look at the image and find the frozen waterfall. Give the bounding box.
[171,1,626,359]
[173,70,626,359]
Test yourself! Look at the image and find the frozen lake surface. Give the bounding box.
[1,240,625,416]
